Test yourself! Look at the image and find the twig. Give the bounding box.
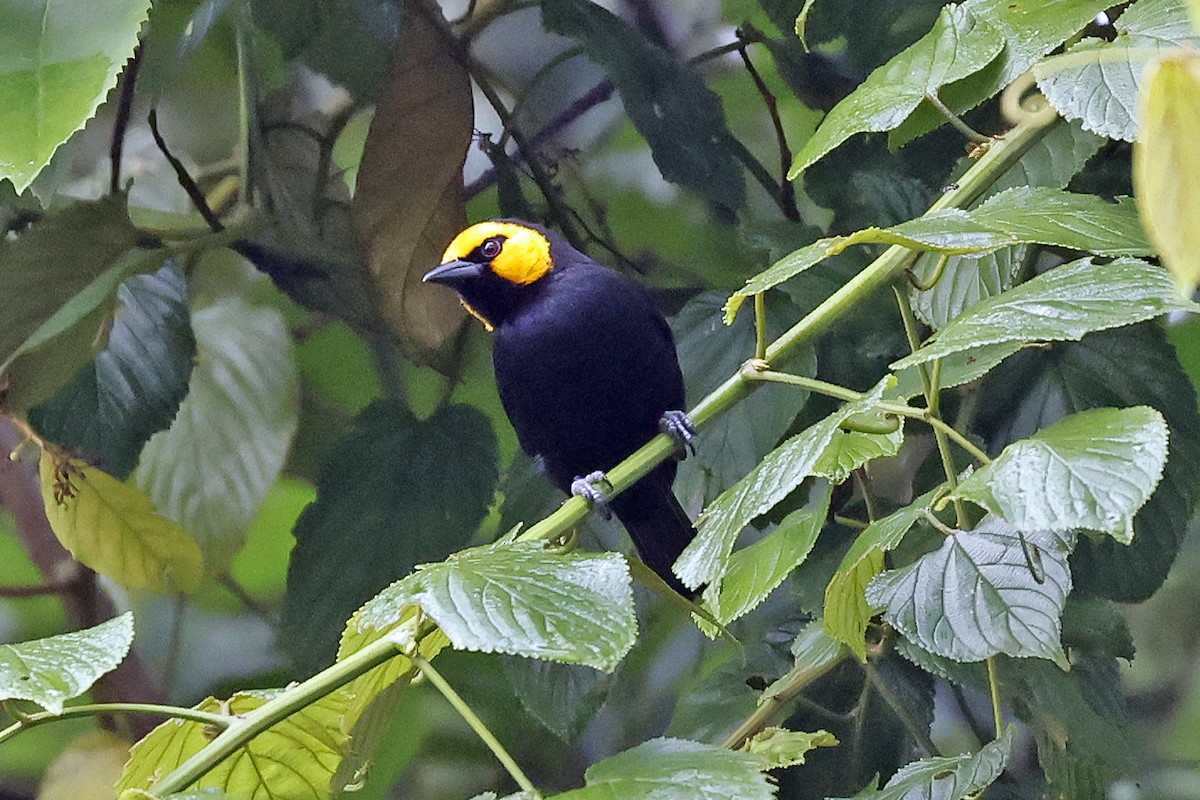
[148,108,224,232]
[736,30,800,220]
[110,43,145,194]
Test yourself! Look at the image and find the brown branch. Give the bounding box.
[148,108,224,232]
[110,42,145,195]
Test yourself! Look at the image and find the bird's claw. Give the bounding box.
[659,410,697,458]
[571,470,613,520]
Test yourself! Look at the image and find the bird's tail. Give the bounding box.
[611,474,697,597]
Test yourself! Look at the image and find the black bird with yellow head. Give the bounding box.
[424,220,696,596]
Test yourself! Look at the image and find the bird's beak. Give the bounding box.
[423,259,484,285]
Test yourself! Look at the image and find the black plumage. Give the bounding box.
[424,220,695,595]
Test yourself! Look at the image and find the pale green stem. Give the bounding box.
[413,653,539,796]
[0,703,231,745]
[894,287,969,528]
[754,292,768,361]
[741,368,991,466]
[150,633,408,795]
[985,656,1004,739]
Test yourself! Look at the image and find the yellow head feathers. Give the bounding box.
[440,221,553,285]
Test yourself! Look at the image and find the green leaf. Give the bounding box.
[891,0,1114,146]
[502,657,613,742]
[39,454,203,594]
[133,297,298,573]
[867,517,1073,665]
[910,247,1026,331]
[699,489,830,634]
[890,258,1200,371]
[953,406,1169,542]
[824,485,946,660]
[677,377,891,589]
[741,727,838,769]
[968,187,1152,256]
[1035,0,1200,142]
[675,292,814,505]
[813,425,905,483]
[833,726,1015,800]
[0,197,142,371]
[788,5,1004,178]
[282,400,498,674]
[0,0,152,190]
[543,0,744,209]
[117,689,350,798]
[30,261,195,480]
[981,325,1200,601]
[353,542,636,672]
[550,738,773,800]
[726,189,1149,323]
[0,613,133,714]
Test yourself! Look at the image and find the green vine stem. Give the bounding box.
[413,653,539,796]
[985,656,1005,738]
[740,367,991,466]
[133,111,1055,795]
[0,703,231,745]
[148,632,411,796]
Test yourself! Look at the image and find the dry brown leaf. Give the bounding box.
[353,1,473,362]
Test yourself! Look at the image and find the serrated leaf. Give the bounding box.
[551,738,773,800]
[117,689,350,799]
[824,485,946,660]
[867,517,1073,665]
[969,187,1152,256]
[954,406,1168,541]
[980,326,1200,601]
[0,0,152,191]
[0,612,133,713]
[890,258,1200,371]
[134,297,297,573]
[544,0,744,209]
[503,657,613,742]
[834,726,1014,800]
[31,261,195,479]
[349,543,636,672]
[910,247,1026,331]
[1035,0,1199,142]
[891,0,1113,146]
[813,424,905,483]
[351,2,471,359]
[0,196,141,373]
[893,342,1024,400]
[741,727,838,769]
[699,490,830,635]
[39,453,202,593]
[678,377,891,589]
[726,189,1149,323]
[788,5,1004,178]
[283,400,497,674]
[1134,51,1200,296]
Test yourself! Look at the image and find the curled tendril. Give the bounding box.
[1001,72,1059,127]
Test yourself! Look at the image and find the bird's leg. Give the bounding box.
[659,410,697,459]
[571,470,613,519]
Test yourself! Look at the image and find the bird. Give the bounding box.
[423,219,697,596]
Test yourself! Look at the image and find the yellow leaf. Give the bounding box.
[39,452,203,593]
[352,1,473,362]
[38,730,130,800]
[1134,52,1200,297]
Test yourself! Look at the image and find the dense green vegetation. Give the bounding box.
[3,0,1200,798]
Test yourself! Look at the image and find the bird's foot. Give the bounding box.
[659,410,697,459]
[571,470,613,520]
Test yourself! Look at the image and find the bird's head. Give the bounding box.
[423,220,556,331]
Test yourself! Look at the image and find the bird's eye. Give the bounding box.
[481,238,502,259]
